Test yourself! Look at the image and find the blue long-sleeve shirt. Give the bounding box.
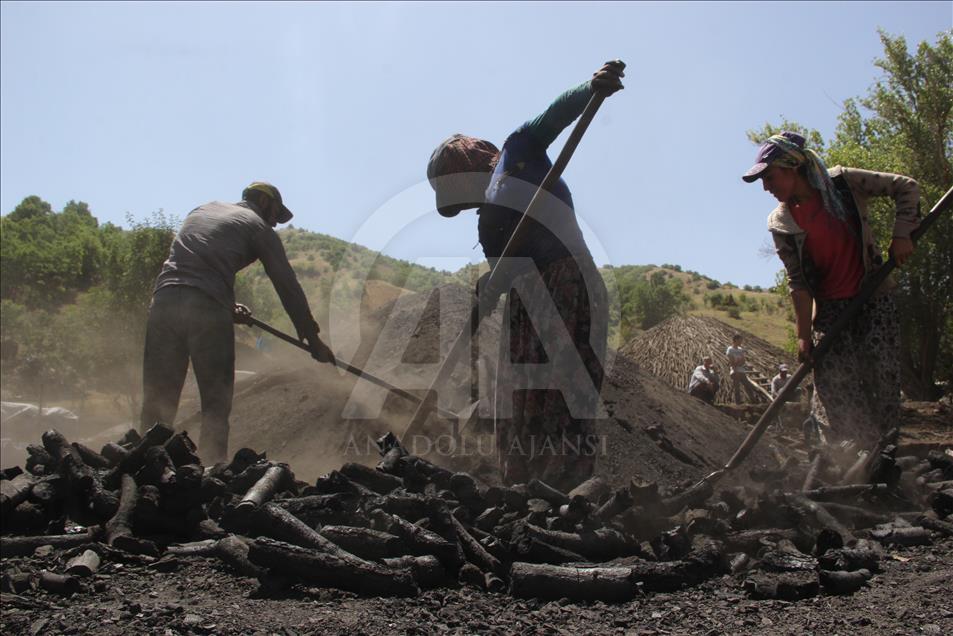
[477,81,596,273]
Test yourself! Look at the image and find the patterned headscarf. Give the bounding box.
[427,134,499,182]
[763,134,849,222]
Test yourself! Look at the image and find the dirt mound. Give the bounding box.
[621,315,795,403]
[175,284,773,489]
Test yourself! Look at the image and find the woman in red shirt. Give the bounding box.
[743,132,920,449]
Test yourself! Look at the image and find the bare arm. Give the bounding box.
[791,288,814,362]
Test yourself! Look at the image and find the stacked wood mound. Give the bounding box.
[621,315,795,403]
[2,424,951,603]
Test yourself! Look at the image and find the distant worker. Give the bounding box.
[688,356,720,404]
[743,131,918,448]
[140,182,334,464]
[770,363,795,399]
[426,61,624,491]
[726,334,760,404]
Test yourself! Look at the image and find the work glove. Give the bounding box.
[475,271,506,318]
[591,60,625,95]
[233,303,253,325]
[304,332,336,365]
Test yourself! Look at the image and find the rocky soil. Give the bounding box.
[2,538,951,635]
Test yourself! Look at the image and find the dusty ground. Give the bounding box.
[2,283,951,635]
[2,538,951,635]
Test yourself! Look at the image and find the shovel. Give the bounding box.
[400,64,625,442]
[685,185,953,495]
[238,314,478,426]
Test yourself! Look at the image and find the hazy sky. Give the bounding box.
[1,1,949,287]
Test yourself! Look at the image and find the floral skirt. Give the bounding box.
[494,256,608,491]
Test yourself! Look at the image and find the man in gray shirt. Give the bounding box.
[688,356,720,404]
[140,182,333,463]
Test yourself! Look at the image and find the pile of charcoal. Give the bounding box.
[1,424,951,603]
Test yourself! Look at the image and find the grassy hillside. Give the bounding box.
[241,231,794,352]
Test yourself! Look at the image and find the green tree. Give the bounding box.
[1,196,104,307]
[622,270,688,338]
[748,30,953,398]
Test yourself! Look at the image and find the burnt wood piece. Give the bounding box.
[758,540,817,572]
[42,429,118,518]
[274,493,363,527]
[0,473,35,515]
[405,456,454,489]
[3,501,48,533]
[509,563,635,602]
[251,502,355,559]
[340,462,403,495]
[138,446,177,487]
[869,524,931,546]
[743,571,819,600]
[815,502,891,527]
[917,515,953,537]
[801,484,889,501]
[485,572,506,593]
[373,494,433,523]
[38,570,81,596]
[819,568,871,595]
[475,506,507,531]
[522,524,638,561]
[370,509,462,567]
[134,484,187,540]
[626,538,726,592]
[783,493,854,552]
[71,443,112,470]
[660,480,713,516]
[162,432,201,467]
[451,515,504,578]
[220,448,267,478]
[166,540,219,557]
[318,525,405,560]
[568,476,611,504]
[247,537,419,597]
[377,447,407,476]
[0,466,23,480]
[100,442,131,467]
[105,473,138,548]
[309,470,377,497]
[105,423,175,489]
[227,462,273,494]
[927,450,953,479]
[510,524,586,564]
[931,489,953,519]
[0,528,102,558]
[216,534,266,578]
[458,563,486,589]
[118,428,142,449]
[382,555,448,589]
[801,454,823,491]
[595,487,633,521]
[26,444,55,475]
[28,474,66,506]
[818,540,882,572]
[527,479,570,507]
[559,496,593,523]
[236,464,293,511]
[723,529,800,554]
[65,549,101,577]
[469,526,512,566]
[450,472,487,511]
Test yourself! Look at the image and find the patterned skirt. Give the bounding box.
[811,292,901,448]
[494,256,608,491]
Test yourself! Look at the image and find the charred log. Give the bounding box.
[247,537,418,597]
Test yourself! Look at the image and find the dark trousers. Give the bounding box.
[689,384,716,404]
[140,286,234,463]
